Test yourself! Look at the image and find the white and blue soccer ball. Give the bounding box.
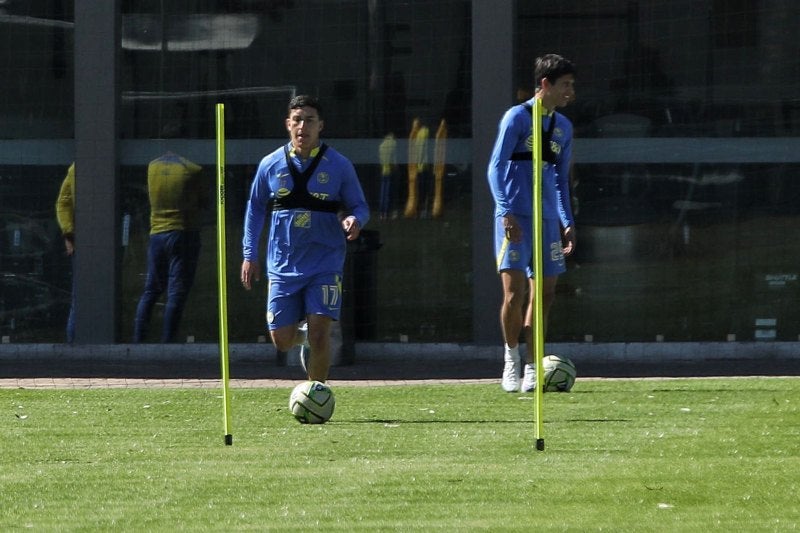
[289,380,336,424]
[542,355,577,392]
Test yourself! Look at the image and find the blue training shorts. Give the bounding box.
[266,272,343,330]
[494,214,566,278]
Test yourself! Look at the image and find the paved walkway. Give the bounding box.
[2,346,797,389]
[0,358,502,389]
[0,376,497,389]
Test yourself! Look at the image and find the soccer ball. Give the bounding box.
[289,381,336,424]
[542,355,577,392]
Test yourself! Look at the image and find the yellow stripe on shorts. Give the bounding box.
[496,236,509,270]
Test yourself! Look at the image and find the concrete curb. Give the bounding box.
[0,341,797,364]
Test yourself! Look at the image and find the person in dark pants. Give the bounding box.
[133,142,207,343]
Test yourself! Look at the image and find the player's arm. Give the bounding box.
[339,159,370,241]
[241,165,269,289]
[487,108,524,216]
[555,120,576,255]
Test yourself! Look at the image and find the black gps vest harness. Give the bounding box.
[269,144,341,213]
[510,102,558,164]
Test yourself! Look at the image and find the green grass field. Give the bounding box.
[3,378,798,531]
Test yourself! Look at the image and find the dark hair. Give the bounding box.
[534,54,576,88]
[288,94,322,118]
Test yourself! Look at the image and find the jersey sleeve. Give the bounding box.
[487,107,524,217]
[242,159,271,261]
[554,117,575,228]
[340,158,370,227]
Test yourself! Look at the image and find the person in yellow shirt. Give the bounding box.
[133,143,207,343]
[404,119,431,218]
[378,133,397,220]
[55,163,76,343]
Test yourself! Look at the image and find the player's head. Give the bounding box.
[286,95,324,155]
[534,54,576,89]
[288,94,323,119]
[535,54,576,109]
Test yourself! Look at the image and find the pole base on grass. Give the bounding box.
[224,434,233,446]
[536,438,545,451]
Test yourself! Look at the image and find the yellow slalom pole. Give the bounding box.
[532,97,546,451]
[216,103,233,446]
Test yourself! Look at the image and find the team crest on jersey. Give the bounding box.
[316,172,330,184]
[294,210,311,228]
[276,187,290,198]
[525,134,563,155]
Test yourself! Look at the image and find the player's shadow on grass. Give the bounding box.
[338,418,632,425]
[342,418,533,425]
[556,418,632,423]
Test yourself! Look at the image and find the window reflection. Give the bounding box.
[2,1,799,343]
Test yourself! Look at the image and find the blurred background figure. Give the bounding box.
[133,123,208,343]
[378,132,398,220]
[404,118,431,218]
[55,162,76,343]
[432,118,448,219]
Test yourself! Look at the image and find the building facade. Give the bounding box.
[1,0,799,349]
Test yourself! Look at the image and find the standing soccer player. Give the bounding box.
[133,133,208,343]
[487,54,577,393]
[241,95,369,382]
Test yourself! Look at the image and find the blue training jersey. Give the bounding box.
[487,99,574,227]
[242,142,370,277]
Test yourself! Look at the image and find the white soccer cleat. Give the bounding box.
[297,322,311,375]
[521,363,536,392]
[501,357,520,392]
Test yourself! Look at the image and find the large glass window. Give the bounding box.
[120,1,473,343]
[0,2,74,342]
[516,0,800,341]
[8,1,797,346]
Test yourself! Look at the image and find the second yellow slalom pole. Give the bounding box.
[532,97,546,451]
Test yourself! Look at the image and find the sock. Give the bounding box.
[504,344,519,362]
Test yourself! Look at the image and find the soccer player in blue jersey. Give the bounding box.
[241,95,370,382]
[487,54,577,393]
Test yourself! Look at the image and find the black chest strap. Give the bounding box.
[270,144,341,213]
[510,103,558,164]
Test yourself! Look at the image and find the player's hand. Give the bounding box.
[342,216,361,241]
[240,259,261,290]
[503,215,522,243]
[562,226,576,256]
[64,236,75,256]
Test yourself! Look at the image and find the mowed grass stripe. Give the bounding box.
[2,378,798,531]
